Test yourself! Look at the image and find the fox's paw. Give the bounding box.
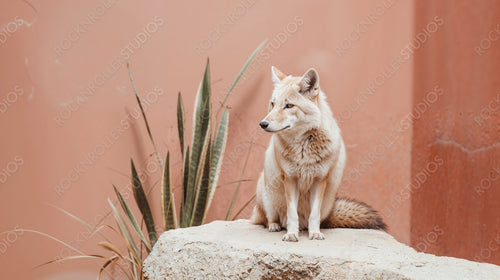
[309,231,325,240]
[282,232,299,242]
[268,223,281,232]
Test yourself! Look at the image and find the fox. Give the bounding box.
[251,66,386,242]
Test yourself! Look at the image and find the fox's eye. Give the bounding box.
[284,103,294,109]
[270,102,275,108]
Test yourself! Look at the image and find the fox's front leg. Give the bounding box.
[282,177,299,242]
[309,179,327,240]
[262,175,281,232]
[265,205,281,232]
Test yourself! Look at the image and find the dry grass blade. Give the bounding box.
[107,199,141,265]
[98,257,114,280]
[48,204,111,243]
[131,251,139,280]
[112,185,151,252]
[225,141,254,220]
[145,178,161,196]
[126,60,163,169]
[101,225,139,263]
[217,179,253,189]
[231,193,256,220]
[98,241,124,258]
[36,254,108,268]
[5,229,85,256]
[98,256,122,280]
[98,255,134,280]
[215,39,268,119]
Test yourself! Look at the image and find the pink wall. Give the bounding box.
[1,1,414,279]
[411,0,500,264]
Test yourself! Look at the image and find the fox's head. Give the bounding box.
[259,66,322,133]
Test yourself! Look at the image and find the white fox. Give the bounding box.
[251,67,386,241]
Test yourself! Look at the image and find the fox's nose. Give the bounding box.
[259,121,269,129]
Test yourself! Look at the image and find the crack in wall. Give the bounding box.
[428,138,500,155]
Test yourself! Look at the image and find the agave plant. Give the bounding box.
[8,40,268,280]
[96,41,266,278]
[118,58,231,247]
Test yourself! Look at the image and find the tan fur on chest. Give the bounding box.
[276,128,335,186]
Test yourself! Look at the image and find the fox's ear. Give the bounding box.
[299,68,320,98]
[271,66,286,85]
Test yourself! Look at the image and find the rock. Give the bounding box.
[143,220,500,280]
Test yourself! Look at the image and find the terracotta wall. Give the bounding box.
[411,0,500,264]
[1,0,495,279]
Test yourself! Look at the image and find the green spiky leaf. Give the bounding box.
[191,141,211,226]
[205,108,229,221]
[130,158,157,246]
[177,92,185,156]
[162,153,177,230]
[180,146,190,227]
[185,59,211,227]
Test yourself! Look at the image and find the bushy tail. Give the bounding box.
[322,198,387,230]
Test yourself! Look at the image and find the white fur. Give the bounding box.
[253,67,346,241]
